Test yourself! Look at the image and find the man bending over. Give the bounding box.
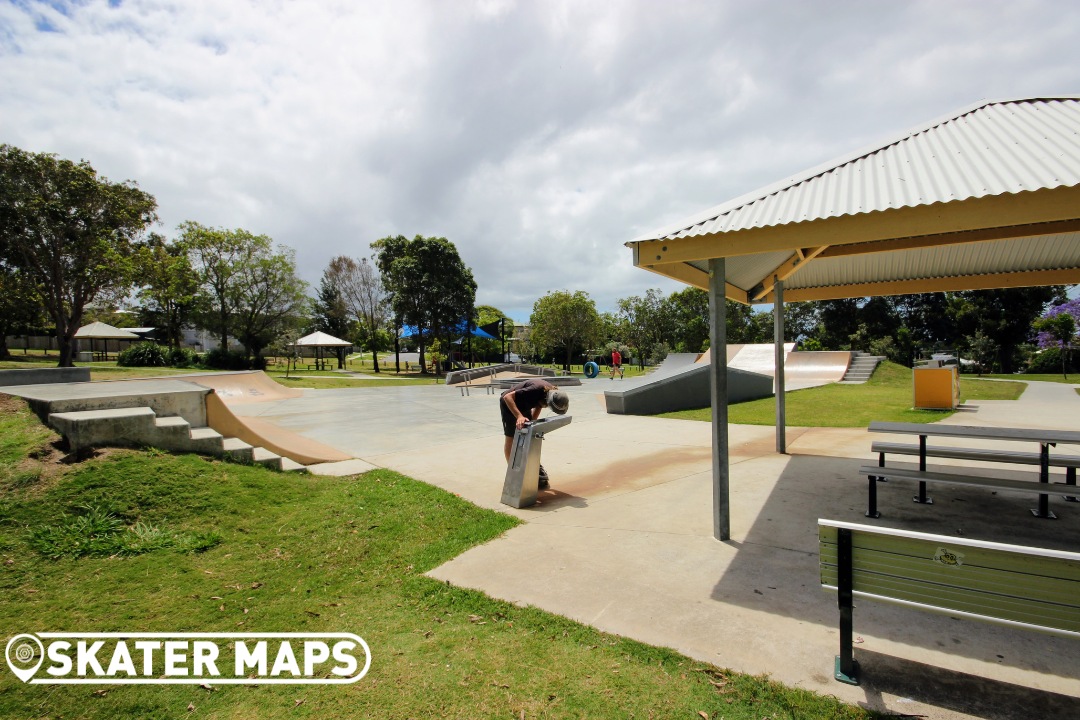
[500,379,569,489]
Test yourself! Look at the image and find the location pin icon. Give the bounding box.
[6,634,44,683]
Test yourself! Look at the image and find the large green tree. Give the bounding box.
[178,221,306,360]
[371,235,476,374]
[0,144,157,366]
[178,221,253,352]
[134,233,201,349]
[230,245,308,362]
[530,290,602,369]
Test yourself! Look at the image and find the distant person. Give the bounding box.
[609,348,624,379]
[500,379,569,489]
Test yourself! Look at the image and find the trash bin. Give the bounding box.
[501,415,573,508]
[913,366,959,409]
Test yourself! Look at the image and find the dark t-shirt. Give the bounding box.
[501,379,552,416]
[499,379,552,436]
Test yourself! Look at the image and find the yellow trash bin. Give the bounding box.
[913,366,959,409]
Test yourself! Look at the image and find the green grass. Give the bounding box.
[0,397,874,719]
[659,362,1026,427]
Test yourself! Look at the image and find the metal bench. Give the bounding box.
[819,519,1080,685]
[866,422,1080,519]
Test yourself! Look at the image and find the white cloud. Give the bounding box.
[2,0,1079,321]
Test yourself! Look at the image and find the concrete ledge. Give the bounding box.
[0,367,90,387]
[604,365,772,415]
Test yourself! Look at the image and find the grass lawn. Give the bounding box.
[0,396,874,719]
[659,362,1025,427]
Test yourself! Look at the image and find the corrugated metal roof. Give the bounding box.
[635,97,1080,243]
[782,232,1080,292]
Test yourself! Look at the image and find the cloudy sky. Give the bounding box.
[2,0,1079,321]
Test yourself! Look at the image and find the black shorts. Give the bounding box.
[500,395,517,437]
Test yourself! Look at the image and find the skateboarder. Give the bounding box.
[500,379,569,488]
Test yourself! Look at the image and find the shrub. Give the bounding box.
[166,346,199,368]
[117,341,169,367]
[203,347,252,370]
[1026,346,1079,374]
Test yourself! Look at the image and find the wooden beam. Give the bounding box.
[629,184,1080,265]
[817,219,1080,259]
[764,268,1080,303]
[751,246,828,301]
[638,261,751,303]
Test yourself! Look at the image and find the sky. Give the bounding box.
[2,0,1079,322]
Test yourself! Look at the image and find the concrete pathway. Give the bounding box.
[235,377,1080,719]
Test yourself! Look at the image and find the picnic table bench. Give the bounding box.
[819,519,1080,685]
[861,422,1080,519]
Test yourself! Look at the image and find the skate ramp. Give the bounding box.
[604,359,772,415]
[204,392,352,465]
[182,370,304,403]
[717,345,852,391]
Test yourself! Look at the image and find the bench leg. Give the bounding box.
[1032,444,1057,518]
[866,476,881,519]
[913,481,933,505]
[834,528,860,685]
[1064,467,1078,503]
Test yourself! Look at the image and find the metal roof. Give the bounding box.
[629,97,1080,303]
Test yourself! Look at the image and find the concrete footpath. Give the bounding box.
[237,377,1080,719]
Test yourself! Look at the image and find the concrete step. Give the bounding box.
[252,446,284,471]
[221,436,255,462]
[47,403,311,473]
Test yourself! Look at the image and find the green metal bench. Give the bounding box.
[819,519,1080,685]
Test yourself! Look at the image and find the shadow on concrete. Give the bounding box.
[710,453,1080,700]
[852,649,1080,720]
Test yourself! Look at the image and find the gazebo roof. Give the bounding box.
[73,322,141,340]
[294,331,352,347]
[628,96,1080,304]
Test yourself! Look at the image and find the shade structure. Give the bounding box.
[294,331,351,347]
[400,322,496,340]
[627,96,1080,541]
[73,322,141,340]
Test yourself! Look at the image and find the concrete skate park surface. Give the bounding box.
[229,374,1080,719]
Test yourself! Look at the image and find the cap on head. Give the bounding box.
[548,389,569,415]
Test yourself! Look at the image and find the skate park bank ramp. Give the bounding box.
[725,345,852,391]
[603,347,853,415]
[604,353,772,415]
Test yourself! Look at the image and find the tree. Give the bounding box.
[371,235,476,374]
[616,290,669,369]
[965,329,998,377]
[0,144,157,366]
[948,287,1066,373]
[0,264,44,359]
[311,271,351,340]
[327,255,388,372]
[230,244,308,362]
[666,287,710,353]
[134,233,201,349]
[530,290,602,369]
[1033,311,1077,378]
[178,221,255,352]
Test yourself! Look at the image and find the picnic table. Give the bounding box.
[861,421,1080,519]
